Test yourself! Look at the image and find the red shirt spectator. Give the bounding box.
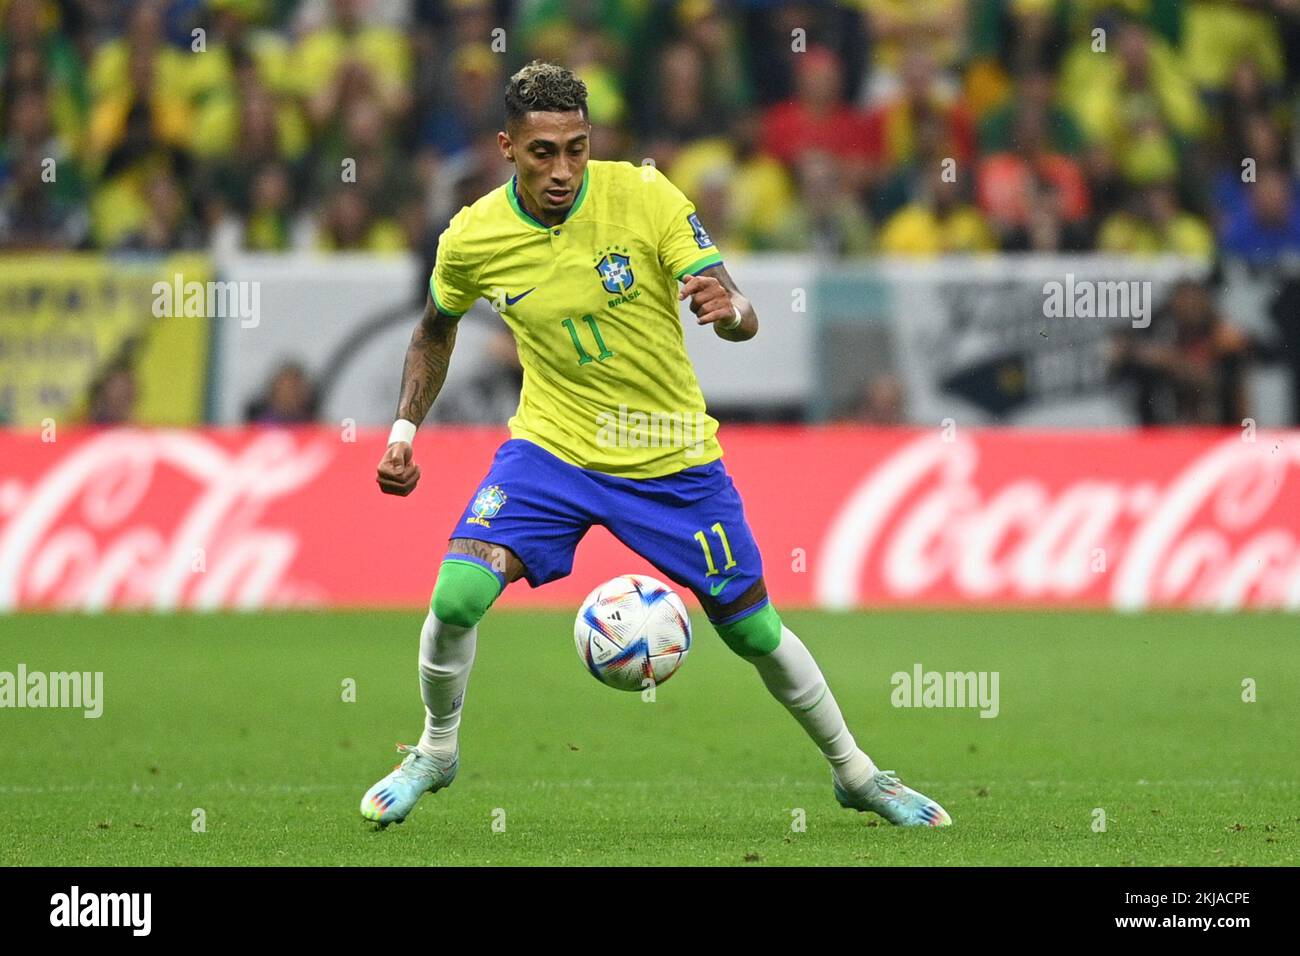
[978,152,1089,228]
[863,50,975,174]
[761,47,872,168]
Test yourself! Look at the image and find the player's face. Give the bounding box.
[501,111,590,221]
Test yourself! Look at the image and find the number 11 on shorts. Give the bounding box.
[694,522,737,576]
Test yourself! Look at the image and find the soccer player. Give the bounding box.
[360,62,951,828]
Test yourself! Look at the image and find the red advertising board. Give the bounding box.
[1,427,1297,611]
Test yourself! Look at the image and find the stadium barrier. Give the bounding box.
[5,253,1284,430]
[203,252,1289,427]
[2,426,1297,612]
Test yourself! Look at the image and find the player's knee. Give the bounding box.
[431,558,504,629]
[713,602,782,658]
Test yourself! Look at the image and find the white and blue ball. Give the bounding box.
[574,574,692,691]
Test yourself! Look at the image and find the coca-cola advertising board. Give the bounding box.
[1,427,1297,612]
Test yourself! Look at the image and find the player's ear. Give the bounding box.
[497,130,514,163]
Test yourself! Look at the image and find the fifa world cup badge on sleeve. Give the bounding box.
[687,213,712,249]
[467,485,508,528]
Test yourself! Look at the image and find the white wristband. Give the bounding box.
[387,419,417,447]
[720,304,743,331]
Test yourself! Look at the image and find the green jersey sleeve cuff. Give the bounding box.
[674,252,724,280]
[429,275,469,317]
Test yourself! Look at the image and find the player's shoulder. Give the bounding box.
[440,181,514,250]
[588,158,677,190]
[589,159,688,208]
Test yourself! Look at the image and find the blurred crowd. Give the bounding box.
[7,0,1300,429]
[2,0,1300,263]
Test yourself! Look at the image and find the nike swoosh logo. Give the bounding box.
[504,288,537,306]
[708,573,740,597]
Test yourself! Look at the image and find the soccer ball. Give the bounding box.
[574,574,692,691]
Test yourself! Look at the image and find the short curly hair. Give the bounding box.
[505,61,588,127]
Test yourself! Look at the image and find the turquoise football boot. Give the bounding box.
[360,744,459,825]
[834,769,952,827]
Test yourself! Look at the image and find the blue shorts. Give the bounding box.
[449,439,765,623]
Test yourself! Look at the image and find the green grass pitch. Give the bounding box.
[1,609,1296,866]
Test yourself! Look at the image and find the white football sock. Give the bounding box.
[749,626,877,791]
[416,611,477,759]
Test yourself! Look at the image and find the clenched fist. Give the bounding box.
[376,441,421,496]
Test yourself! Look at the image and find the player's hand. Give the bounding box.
[679,274,737,327]
[376,441,421,496]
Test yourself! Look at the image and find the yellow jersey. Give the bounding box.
[430,159,725,478]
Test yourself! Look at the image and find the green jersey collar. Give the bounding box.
[507,166,590,230]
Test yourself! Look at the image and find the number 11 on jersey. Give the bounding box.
[561,314,614,365]
[694,522,737,576]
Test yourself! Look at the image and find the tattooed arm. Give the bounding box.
[395,294,460,424]
[376,294,462,496]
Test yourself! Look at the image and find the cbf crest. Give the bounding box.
[467,484,507,528]
[594,248,635,295]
